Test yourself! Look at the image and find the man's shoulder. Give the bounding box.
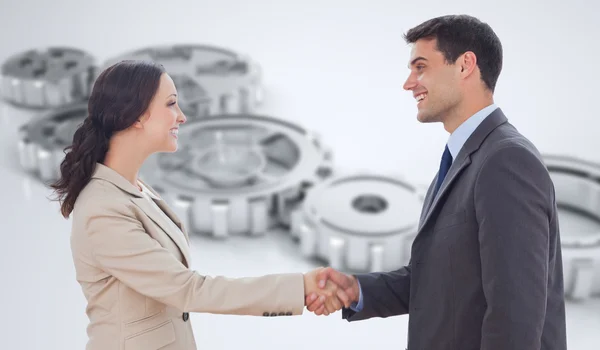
[473,122,552,191]
[478,122,542,163]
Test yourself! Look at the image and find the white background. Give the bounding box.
[0,0,599,349]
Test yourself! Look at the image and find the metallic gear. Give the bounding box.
[0,47,97,109]
[17,103,86,182]
[103,44,263,119]
[139,113,334,238]
[290,172,423,272]
[544,154,600,301]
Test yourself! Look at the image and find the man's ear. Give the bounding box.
[460,51,477,77]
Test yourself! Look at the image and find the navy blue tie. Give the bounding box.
[432,145,453,198]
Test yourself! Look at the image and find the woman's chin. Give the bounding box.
[161,142,179,153]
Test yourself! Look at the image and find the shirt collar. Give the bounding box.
[447,103,498,159]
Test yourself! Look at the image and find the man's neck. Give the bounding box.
[444,97,494,134]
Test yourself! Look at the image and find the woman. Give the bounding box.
[50,60,342,350]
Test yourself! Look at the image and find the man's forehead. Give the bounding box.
[407,39,438,66]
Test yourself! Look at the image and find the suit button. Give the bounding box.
[270,312,277,316]
[182,312,189,321]
[263,312,270,316]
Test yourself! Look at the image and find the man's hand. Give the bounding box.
[303,267,344,315]
[305,267,360,316]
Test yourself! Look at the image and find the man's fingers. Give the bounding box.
[336,288,352,308]
[326,295,343,313]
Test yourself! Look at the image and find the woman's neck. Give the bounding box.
[103,134,149,189]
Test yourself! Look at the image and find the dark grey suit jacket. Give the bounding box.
[342,109,567,350]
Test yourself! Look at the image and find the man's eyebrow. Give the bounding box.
[408,56,427,69]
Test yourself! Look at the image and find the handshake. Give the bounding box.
[302,267,360,316]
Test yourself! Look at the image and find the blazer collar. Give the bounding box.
[458,107,508,158]
[91,162,144,198]
[417,108,509,231]
[91,162,192,266]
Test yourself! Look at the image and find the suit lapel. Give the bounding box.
[137,179,191,244]
[91,163,192,267]
[418,176,436,227]
[416,108,509,233]
[130,196,192,267]
[419,154,472,230]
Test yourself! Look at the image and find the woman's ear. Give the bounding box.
[135,112,150,129]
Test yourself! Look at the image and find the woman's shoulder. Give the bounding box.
[73,178,138,218]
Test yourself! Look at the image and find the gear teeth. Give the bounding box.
[171,196,193,236]
[298,219,318,256]
[415,184,429,202]
[210,202,230,238]
[328,236,346,270]
[566,259,596,301]
[272,135,335,228]
[38,148,58,182]
[369,244,385,272]
[237,54,263,106]
[17,137,38,173]
[1,47,97,109]
[305,130,322,148]
[315,146,335,180]
[275,187,301,227]
[139,113,334,239]
[103,44,263,119]
[542,154,600,301]
[249,197,270,235]
[292,172,422,273]
[289,208,302,241]
[16,103,87,183]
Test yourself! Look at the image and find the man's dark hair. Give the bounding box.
[404,14,503,92]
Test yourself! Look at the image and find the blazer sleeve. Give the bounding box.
[341,264,412,321]
[474,145,554,350]
[85,198,305,317]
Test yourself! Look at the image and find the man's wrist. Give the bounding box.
[349,275,360,304]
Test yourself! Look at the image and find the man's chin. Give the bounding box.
[416,110,441,124]
[417,113,432,123]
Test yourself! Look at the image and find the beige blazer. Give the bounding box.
[70,163,305,350]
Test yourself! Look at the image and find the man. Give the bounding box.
[305,14,567,350]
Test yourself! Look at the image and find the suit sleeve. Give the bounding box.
[474,145,553,350]
[341,264,412,321]
[86,200,305,316]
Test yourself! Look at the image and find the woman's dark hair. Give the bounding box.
[51,60,166,218]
